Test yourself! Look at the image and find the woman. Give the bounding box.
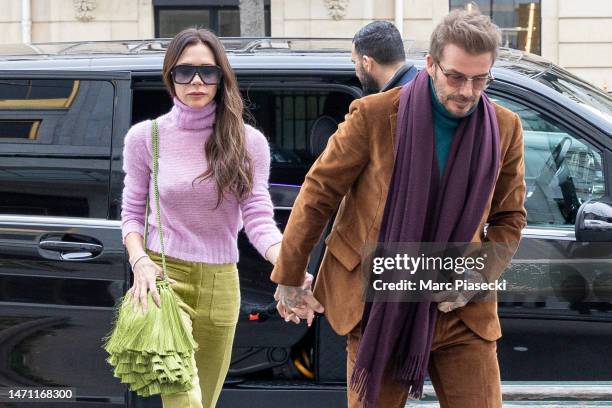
[120,28,282,408]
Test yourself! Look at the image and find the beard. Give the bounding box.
[445,94,478,116]
[432,74,479,118]
[359,70,380,95]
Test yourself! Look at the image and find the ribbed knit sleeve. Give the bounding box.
[240,125,283,258]
[120,120,152,243]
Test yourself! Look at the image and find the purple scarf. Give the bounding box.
[350,69,500,407]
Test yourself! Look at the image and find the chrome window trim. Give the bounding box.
[521,226,576,240]
[0,215,121,229]
[0,216,579,240]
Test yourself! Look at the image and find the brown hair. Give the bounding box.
[162,28,253,208]
[429,9,501,64]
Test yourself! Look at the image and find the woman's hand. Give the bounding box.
[128,256,163,312]
[265,242,282,265]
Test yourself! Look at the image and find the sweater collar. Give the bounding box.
[169,97,216,130]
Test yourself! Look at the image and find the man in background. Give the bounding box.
[351,20,417,95]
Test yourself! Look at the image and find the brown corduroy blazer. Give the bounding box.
[270,86,527,341]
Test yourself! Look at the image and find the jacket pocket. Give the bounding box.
[324,230,362,272]
[210,266,240,326]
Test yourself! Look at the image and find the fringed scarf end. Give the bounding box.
[393,353,427,400]
[349,366,369,397]
[350,367,377,408]
[394,353,425,379]
[406,383,425,400]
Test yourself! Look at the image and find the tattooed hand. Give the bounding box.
[274,273,324,327]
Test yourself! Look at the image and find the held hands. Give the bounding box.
[127,255,175,312]
[274,272,324,327]
[267,242,324,325]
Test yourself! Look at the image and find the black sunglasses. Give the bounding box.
[170,64,223,85]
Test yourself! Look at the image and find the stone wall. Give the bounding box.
[542,0,612,91]
[271,0,447,51]
[0,0,154,44]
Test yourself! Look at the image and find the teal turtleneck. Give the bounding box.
[429,77,477,177]
[430,77,458,177]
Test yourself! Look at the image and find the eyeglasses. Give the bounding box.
[436,62,494,91]
[170,64,223,85]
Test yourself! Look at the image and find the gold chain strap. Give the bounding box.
[151,120,167,280]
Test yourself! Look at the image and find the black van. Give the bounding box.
[1,39,611,407]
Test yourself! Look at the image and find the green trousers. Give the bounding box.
[147,251,240,408]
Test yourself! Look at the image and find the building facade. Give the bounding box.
[0,0,610,91]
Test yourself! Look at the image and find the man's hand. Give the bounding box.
[438,293,471,313]
[274,273,324,327]
[436,269,485,313]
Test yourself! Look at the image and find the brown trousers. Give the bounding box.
[346,310,502,408]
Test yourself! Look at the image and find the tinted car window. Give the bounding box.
[244,89,353,185]
[492,95,605,227]
[535,68,612,120]
[0,79,113,218]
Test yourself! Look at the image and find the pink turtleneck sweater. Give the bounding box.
[121,97,283,263]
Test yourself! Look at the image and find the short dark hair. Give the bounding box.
[352,21,406,65]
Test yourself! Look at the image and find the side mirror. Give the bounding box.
[575,197,612,242]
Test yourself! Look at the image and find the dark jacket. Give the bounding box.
[380,63,418,92]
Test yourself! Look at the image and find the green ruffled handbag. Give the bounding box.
[103,120,198,397]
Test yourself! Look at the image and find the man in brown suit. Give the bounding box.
[271,10,526,408]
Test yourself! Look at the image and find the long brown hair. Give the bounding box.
[162,28,253,208]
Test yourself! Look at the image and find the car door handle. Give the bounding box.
[39,240,103,259]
